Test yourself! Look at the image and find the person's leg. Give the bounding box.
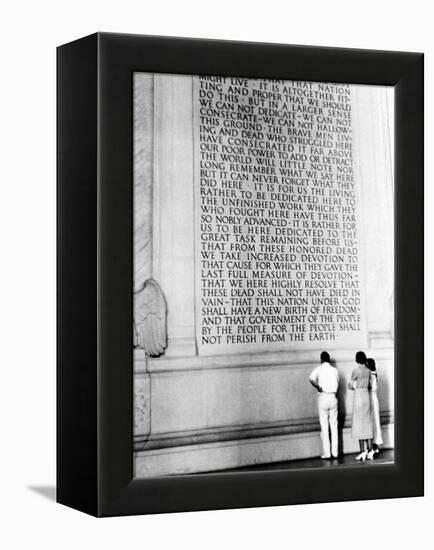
[318,396,331,458]
[329,396,338,458]
[366,438,375,459]
[372,391,383,448]
[356,440,368,460]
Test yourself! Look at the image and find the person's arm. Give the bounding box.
[309,367,322,392]
[348,370,357,390]
[368,370,377,391]
[310,379,323,392]
[335,369,340,393]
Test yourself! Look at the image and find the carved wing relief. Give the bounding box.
[134,278,168,357]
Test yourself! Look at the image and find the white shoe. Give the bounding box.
[355,451,367,461]
[321,454,331,459]
[367,450,375,460]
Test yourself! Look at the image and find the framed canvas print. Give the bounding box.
[57,33,423,516]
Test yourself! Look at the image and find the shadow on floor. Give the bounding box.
[221,448,395,473]
[27,485,56,502]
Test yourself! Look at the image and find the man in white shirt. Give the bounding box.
[309,351,340,459]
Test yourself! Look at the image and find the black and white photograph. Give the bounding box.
[133,73,395,476]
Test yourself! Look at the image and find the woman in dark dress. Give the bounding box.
[348,351,373,461]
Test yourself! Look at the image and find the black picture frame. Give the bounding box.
[57,32,424,517]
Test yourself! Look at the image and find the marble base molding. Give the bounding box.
[134,423,395,477]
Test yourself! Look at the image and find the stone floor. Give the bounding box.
[222,448,394,473]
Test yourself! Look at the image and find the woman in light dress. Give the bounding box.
[366,357,383,455]
[348,351,374,461]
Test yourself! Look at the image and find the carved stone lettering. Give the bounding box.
[193,77,367,354]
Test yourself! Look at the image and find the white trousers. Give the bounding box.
[318,393,338,457]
